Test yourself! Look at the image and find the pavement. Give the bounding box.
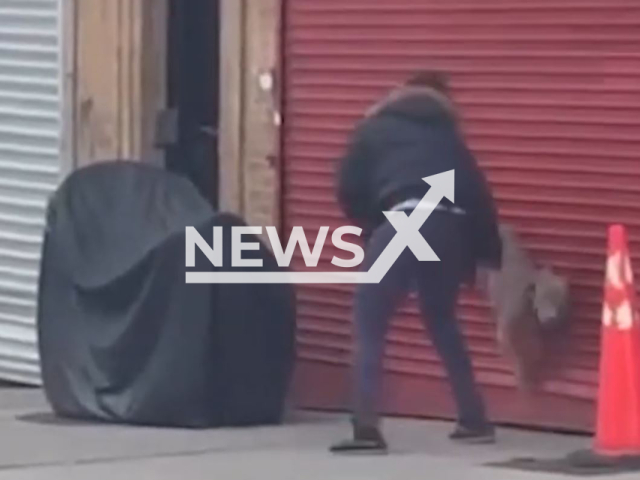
[0,386,633,480]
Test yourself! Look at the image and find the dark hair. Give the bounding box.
[404,70,450,95]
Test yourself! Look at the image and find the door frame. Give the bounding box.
[218,0,282,228]
[60,0,77,179]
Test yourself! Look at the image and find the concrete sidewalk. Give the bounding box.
[0,387,628,480]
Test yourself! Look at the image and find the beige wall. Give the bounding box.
[72,0,282,226]
[219,0,282,227]
[74,0,167,167]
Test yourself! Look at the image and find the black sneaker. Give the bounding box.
[449,424,496,445]
[330,425,388,454]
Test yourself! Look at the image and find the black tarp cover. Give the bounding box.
[38,161,296,428]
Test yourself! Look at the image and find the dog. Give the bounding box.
[478,224,570,390]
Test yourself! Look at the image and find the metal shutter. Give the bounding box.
[0,0,63,385]
[282,0,640,431]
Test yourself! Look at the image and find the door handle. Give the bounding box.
[199,126,218,138]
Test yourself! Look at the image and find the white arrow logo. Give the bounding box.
[186,170,455,284]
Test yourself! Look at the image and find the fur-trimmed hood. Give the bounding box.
[336,82,502,276]
[365,85,458,124]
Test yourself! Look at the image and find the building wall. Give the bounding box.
[218,0,282,227]
[74,0,167,167]
[73,0,282,227]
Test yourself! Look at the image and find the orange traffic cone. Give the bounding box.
[594,224,640,457]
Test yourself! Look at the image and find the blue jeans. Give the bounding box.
[352,211,489,430]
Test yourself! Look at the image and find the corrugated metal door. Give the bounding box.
[0,0,63,385]
[282,0,640,431]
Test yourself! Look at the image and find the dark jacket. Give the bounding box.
[336,86,502,277]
